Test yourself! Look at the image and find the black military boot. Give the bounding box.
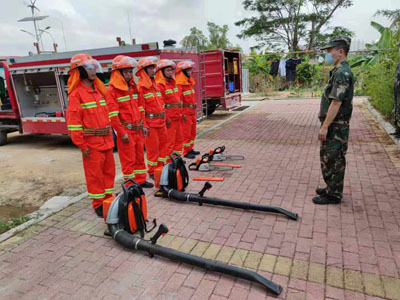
[312,195,341,205]
[315,188,327,196]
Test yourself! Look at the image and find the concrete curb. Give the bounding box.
[0,103,259,243]
[366,100,400,149]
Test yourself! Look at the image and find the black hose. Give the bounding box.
[108,224,282,295]
[162,186,298,220]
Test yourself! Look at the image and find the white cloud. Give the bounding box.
[0,0,398,56]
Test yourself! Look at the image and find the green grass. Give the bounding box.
[0,216,31,234]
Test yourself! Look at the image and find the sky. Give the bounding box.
[0,0,398,56]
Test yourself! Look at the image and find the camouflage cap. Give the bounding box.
[320,36,351,50]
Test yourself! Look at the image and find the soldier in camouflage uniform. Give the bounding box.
[313,37,354,205]
[394,59,400,137]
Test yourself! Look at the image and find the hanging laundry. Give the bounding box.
[269,59,280,76]
[279,59,286,77]
[285,58,303,82]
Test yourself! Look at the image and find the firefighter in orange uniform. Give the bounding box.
[66,53,115,217]
[136,57,168,179]
[155,59,183,161]
[176,61,200,159]
[105,55,153,188]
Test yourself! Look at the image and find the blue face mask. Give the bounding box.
[325,53,337,65]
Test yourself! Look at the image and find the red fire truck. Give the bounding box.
[0,43,241,145]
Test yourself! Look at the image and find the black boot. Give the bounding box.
[312,195,341,205]
[94,206,103,217]
[315,188,327,196]
[184,152,196,159]
[141,181,154,188]
[149,174,154,180]
[190,149,200,155]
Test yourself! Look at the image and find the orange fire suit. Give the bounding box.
[66,81,115,209]
[106,82,147,184]
[156,77,183,161]
[138,79,168,176]
[178,81,197,156]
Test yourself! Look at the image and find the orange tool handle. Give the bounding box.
[193,177,225,182]
[212,163,242,168]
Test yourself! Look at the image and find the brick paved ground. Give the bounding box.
[1,97,400,300]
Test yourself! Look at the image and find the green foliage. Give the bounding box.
[235,0,353,51]
[181,27,209,50]
[181,22,234,50]
[0,216,31,233]
[363,55,398,119]
[207,22,232,49]
[242,50,279,75]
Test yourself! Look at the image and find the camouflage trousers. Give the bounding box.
[320,122,349,200]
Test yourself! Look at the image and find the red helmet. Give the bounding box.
[156,59,176,72]
[176,61,195,72]
[70,53,102,73]
[136,56,158,75]
[70,53,92,69]
[112,55,137,70]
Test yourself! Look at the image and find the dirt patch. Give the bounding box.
[0,133,122,217]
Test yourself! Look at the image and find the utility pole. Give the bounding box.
[18,0,48,53]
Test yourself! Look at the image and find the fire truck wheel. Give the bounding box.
[112,130,118,152]
[0,130,7,146]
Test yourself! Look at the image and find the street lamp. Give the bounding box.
[39,27,58,53]
[39,26,57,52]
[20,29,36,37]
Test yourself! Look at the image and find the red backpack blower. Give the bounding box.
[103,179,283,296]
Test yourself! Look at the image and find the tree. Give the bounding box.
[207,22,232,49]
[374,9,400,44]
[313,26,354,49]
[181,23,235,50]
[181,27,208,50]
[235,0,353,51]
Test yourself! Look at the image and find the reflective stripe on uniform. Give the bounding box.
[174,87,178,92]
[67,125,83,131]
[156,91,161,97]
[146,160,158,166]
[174,150,183,155]
[81,101,97,109]
[132,93,138,99]
[138,106,144,111]
[183,90,192,95]
[183,142,191,147]
[105,188,114,194]
[165,89,173,95]
[88,192,105,199]
[108,111,119,117]
[117,95,130,103]
[190,140,195,145]
[99,99,106,106]
[158,157,167,163]
[134,169,147,174]
[144,93,154,99]
[123,172,135,179]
